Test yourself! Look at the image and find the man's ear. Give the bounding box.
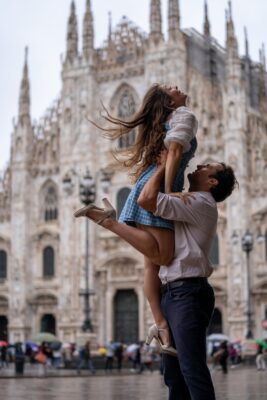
[208,178,218,188]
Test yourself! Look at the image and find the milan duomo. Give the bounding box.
[0,0,267,345]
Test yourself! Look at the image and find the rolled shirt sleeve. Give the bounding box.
[154,192,217,228]
[154,193,201,225]
[164,106,198,153]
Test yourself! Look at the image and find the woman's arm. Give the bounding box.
[164,141,184,193]
[137,162,165,213]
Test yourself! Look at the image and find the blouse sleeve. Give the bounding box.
[164,106,198,153]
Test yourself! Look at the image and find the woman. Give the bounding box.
[74,84,198,355]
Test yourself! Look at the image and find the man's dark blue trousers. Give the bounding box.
[161,278,216,400]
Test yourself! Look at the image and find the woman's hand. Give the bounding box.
[157,149,168,167]
[168,192,196,205]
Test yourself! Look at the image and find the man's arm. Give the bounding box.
[137,163,165,212]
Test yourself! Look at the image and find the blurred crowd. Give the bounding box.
[207,336,267,374]
[0,335,266,375]
[0,339,162,375]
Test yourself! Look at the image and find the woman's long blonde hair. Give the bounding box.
[92,84,175,182]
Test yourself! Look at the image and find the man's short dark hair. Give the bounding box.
[210,163,238,202]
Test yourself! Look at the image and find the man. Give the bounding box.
[75,158,237,399]
[137,159,237,400]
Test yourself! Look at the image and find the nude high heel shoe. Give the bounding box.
[102,198,116,219]
[74,198,116,225]
[145,324,177,357]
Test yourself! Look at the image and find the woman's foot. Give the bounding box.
[74,198,116,225]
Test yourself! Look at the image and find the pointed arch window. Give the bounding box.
[43,185,58,222]
[209,234,219,266]
[117,89,136,149]
[117,188,131,218]
[43,246,55,278]
[0,250,7,280]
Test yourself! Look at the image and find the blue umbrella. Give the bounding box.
[25,341,38,351]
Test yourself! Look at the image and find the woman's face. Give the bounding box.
[165,85,187,108]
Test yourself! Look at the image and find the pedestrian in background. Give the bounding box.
[0,345,9,368]
[228,344,237,367]
[105,341,114,372]
[218,341,229,374]
[77,341,95,374]
[115,343,124,372]
[256,343,266,371]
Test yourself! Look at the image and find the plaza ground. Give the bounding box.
[1,366,266,400]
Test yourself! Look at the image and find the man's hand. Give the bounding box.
[168,192,196,205]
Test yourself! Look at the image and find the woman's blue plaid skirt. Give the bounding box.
[118,137,197,230]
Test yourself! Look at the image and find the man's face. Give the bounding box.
[188,163,224,187]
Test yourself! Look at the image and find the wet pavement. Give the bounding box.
[1,366,266,400]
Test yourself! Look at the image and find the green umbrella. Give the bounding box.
[255,339,267,350]
[32,332,58,343]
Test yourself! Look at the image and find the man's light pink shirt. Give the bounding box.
[154,191,218,283]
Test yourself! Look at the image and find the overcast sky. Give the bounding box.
[1,0,266,170]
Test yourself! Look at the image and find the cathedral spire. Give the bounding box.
[168,0,181,42]
[149,0,163,44]
[225,1,238,57]
[244,26,249,58]
[203,0,210,37]
[108,11,112,42]
[18,47,30,124]
[83,0,94,59]
[66,1,78,62]
[259,43,266,70]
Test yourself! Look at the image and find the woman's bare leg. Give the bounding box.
[143,257,170,344]
[102,220,174,345]
[78,210,175,347]
[78,207,174,264]
[101,218,174,266]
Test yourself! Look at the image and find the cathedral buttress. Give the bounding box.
[224,1,252,340]
[9,48,34,342]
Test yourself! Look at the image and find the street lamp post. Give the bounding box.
[241,230,254,339]
[63,167,112,334]
[79,168,96,332]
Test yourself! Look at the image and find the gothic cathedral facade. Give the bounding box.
[0,0,267,344]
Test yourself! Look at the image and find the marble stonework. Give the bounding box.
[0,0,267,344]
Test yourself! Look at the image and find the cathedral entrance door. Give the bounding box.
[40,314,56,335]
[114,289,138,344]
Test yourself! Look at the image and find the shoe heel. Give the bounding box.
[102,198,116,219]
[145,325,156,346]
[145,332,153,346]
[102,198,113,209]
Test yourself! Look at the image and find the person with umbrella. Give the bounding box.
[0,342,9,368]
[50,341,62,369]
[105,341,115,373]
[77,341,95,374]
[256,340,267,371]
